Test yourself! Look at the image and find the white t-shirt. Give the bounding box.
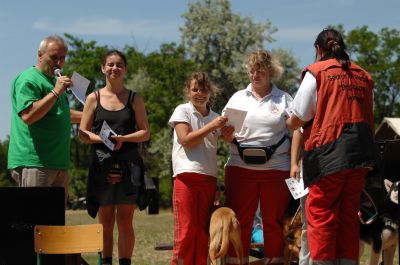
[291,71,317,122]
[168,102,220,178]
[222,84,292,171]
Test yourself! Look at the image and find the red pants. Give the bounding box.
[224,166,291,265]
[306,168,367,263]
[171,172,216,265]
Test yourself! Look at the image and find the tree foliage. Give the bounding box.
[344,26,400,123]
[128,43,195,133]
[181,0,277,111]
[63,34,109,97]
[272,48,301,95]
[0,137,13,187]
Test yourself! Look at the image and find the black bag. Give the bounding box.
[233,135,288,164]
[136,168,158,211]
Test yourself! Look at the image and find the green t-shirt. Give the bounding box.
[8,67,71,170]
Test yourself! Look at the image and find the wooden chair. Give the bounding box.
[34,224,103,265]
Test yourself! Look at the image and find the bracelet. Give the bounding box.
[50,89,59,99]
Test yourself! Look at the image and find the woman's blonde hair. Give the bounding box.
[245,50,284,80]
[184,72,218,108]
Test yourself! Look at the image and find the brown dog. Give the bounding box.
[283,204,302,265]
[209,207,243,265]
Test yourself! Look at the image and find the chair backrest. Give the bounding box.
[34,224,103,255]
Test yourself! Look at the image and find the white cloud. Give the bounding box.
[32,16,181,40]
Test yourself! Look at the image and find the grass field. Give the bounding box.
[66,209,173,265]
[66,209,398,265]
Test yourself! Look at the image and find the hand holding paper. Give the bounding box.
[99,121,117,151]
[224,107,247,133]
[285,177,309,199]
[70,72,90,104]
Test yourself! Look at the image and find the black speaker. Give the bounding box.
[0,187,65,265]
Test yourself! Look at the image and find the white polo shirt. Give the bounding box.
[168,102,220,178]
[222,83,292,171]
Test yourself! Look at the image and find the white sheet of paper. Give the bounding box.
[70,72,90,104]
[224,108,247,133]
[285,178,309,199]
[99,121,117,151]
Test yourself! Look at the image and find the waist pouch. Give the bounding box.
[233,135,288,164]
[108,163,123,178]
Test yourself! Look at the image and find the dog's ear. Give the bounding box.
[384,179,393,192]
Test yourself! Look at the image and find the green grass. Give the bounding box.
[67,209,173,265]
[67,209,398,265]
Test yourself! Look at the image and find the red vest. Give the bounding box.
[301,59,375,186]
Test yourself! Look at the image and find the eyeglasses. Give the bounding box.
[247,69,267,76]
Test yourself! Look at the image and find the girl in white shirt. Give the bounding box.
[168,72,233,265]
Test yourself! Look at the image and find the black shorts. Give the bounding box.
[98,182,136,205]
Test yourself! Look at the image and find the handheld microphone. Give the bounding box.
[54,68,71,93]
[54,68,62,77]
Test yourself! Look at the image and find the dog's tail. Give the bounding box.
[211,216,231,260]
[230,216,243,265]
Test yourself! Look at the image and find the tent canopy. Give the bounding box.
[375,117,400,140]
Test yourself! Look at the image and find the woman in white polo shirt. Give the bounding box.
[221,50,292,265]
[168,72,233,265]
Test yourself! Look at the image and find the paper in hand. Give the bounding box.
[99,121,117,151]
[70,72,90,104]
[285,177,309,199]
[224,107,247,133]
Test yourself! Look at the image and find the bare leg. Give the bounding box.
[116,204,135,259]
[99,205,116,259]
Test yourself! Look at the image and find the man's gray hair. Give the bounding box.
[38,35,68,53]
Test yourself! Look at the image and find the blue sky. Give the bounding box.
[1,0,399,140]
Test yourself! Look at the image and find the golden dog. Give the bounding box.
[283,204,302,265]
[209,207,243,265]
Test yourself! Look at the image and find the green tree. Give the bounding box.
[128,43,195,133]
[345,26,400,123]
[63,33,109,98]
[0,137,13,187]
[272,48,301,95]
[127,43,195,206]
[181,0,278,111]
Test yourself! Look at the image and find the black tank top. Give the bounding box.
[92,90,139,153]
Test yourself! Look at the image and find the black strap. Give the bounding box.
[95,90,100,104]
[233,135,287,150]
[268,134,288,151]
[232,134,288,162]
[127,91,136,108]
[232,137,240,146]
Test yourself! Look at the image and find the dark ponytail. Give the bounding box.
[314,28,350,69]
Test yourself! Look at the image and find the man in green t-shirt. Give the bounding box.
[8,35,82,203]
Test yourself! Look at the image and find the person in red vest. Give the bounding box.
[286,28,375,265]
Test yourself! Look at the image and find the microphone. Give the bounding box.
[54,68,71,93]
[54,68,62,77]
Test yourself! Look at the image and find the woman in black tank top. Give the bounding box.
[79,50,150,265]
